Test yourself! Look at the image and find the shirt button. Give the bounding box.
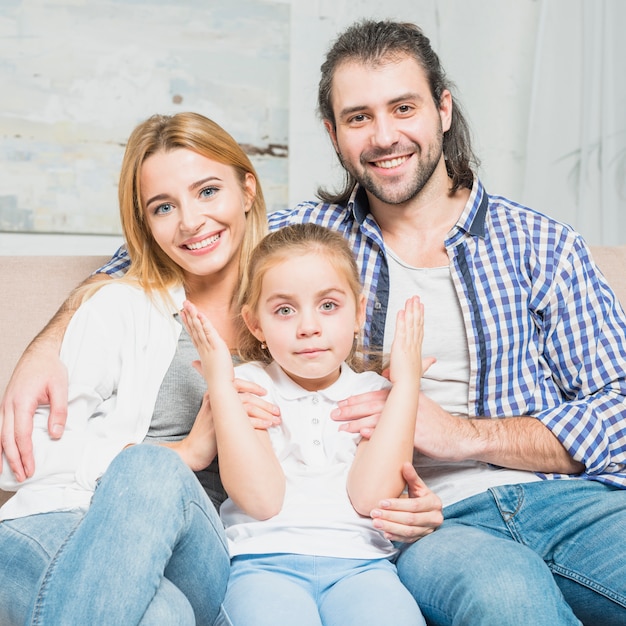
[313,440,321,446]
[311,396,319,404]
[311,418,320,424]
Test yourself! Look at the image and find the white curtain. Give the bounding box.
[522,0,626,245]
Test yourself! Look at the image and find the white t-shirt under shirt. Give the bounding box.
[383,247,539,509]
[221,360,397,560]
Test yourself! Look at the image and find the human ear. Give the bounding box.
[242,305,264,341]
[323,119,340,153]
[242,173,257,214]
[354,294,366,333]
[439,89,453,134]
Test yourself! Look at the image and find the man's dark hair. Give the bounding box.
[317,19,478,204]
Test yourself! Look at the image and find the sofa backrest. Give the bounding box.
[0,248,625,507]
[1,256,110,396]
[1,249,626,396]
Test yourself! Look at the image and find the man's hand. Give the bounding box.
[331,357,435,438]
[0,346,68,481]
[369,462,443,542]
[331,388,389,436]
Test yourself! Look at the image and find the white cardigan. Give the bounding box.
[0,282,185,521]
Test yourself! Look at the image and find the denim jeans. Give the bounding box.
[0,444,230,626]
[218,553,425,626]
[396,479,626,626]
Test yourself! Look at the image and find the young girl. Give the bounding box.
[182,223,427,626]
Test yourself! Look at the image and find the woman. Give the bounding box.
[0,111,267,625]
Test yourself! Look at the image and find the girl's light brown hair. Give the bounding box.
[119,112,267,297]
[237,223,368,370]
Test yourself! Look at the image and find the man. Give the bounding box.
[3,19,626,625]
[268,20,626,625]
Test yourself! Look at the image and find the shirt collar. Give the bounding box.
[347,176,487,239]
[266,360,362,402]
[347,184,371,225]
[448,176,488,240]
[170,285,186,310]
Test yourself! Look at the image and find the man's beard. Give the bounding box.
[339,129,444,206]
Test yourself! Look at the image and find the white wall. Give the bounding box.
[289,0,541,207]
[3,0,623,254]
[0,0,289,255]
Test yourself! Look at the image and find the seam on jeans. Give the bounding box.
[550,564,626,608]
[488,485,527,544]
[173,457,229,555]
[30,516,83,626]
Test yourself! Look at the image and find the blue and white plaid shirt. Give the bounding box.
[100,177,626,487]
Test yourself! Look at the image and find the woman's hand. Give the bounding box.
[234,378,281,429]
[164,392,218,471]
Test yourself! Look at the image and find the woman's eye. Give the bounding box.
[200,186,218,198]
[154,203,174,215]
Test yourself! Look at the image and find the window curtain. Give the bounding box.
[522,0,626,245]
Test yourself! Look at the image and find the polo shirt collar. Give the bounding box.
[266,361,360,402]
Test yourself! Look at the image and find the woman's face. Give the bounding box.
[141,148,255,283]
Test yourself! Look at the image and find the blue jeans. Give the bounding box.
[0,444,230,626]
[219,553,425,626]
[396,479,626,626]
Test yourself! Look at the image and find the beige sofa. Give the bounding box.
[2,248,626,506]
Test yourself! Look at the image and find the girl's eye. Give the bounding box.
[200,186,218,198]
[154,203,174,216]
[276,306,294,316]
[321,301,337,311]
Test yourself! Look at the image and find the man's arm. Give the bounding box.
[412,394,585,474]
[333,390,584,474]
[0,273,111,481]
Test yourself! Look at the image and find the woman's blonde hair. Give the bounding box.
[118,112,267,297]
[238,223,367,370]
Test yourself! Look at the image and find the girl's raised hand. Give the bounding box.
[180,300,234,389]
[388,296,424,386]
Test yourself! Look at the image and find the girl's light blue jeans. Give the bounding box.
[0,444,230,626]
[219,552,426,626]
[396,479,626,626]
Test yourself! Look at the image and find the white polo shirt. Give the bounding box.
[220,361,396,560]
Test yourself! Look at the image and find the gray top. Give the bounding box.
[146,314,226,509]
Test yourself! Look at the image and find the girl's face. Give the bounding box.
[141,148,255,284]
[244,251,365,391]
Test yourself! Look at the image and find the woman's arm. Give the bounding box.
[347,297,424,516]
[181,301,285,520]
